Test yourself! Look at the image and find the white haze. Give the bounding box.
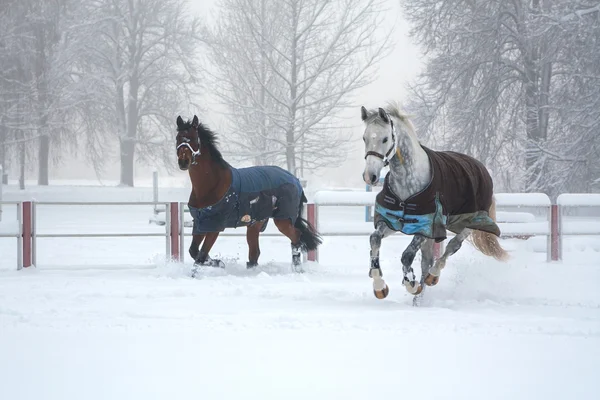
[47,0,423,191]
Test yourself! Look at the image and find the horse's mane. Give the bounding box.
[364,101,419,142]
[178,119,228,168]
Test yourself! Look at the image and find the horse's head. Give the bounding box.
[176,115,201,170]
[361,106,396,185]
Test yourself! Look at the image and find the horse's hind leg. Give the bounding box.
[412,238,434,306]
[401,235,426,295]
[273,218,302,271]
[369,222,394,299]
[420,238,435,283]
[246,220,266,269]
[425,228,472,286]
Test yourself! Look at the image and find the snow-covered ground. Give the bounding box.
[1,183,600,400]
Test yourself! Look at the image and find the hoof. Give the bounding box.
[292,251,304,273]
[246,261,258,269]
[194,258,225,269]
[373,284,389,299]
[372,271,389,299]
[403,279,423,295]
[424,273,439,286]
[412,284,423,295]
[292,265,305,273]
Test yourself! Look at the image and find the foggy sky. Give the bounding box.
[49,0,422,190]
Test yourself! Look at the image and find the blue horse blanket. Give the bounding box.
[189,165,304,234]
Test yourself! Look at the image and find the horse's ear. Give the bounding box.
[192,115,199,128]
[176,115,183,128]
[361,106,368,121]
[378,108,389,124]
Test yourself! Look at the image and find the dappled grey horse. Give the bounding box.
[360,104,509,302]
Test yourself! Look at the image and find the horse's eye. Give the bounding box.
[383,137,388,143]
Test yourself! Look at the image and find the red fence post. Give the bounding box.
[550,204,560,261]
[170,202,180,261]
[306,203,318,262]
[22,201,32,268]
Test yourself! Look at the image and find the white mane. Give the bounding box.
[383,102,420,145]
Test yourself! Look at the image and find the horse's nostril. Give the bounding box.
[371,174,377,184]
[178,159,189,169]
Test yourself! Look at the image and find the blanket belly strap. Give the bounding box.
[375,195,448,242]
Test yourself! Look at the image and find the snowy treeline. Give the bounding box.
[0,0,391,186]
[206,0,392,176]
[401,0,600,198]
[3,0,597,194]
[0,0,203,187]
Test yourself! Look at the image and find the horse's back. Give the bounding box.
[236,165,302,195]
[424,146,494,215]
[232,165,304,225]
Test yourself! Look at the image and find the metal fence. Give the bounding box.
[0,201,23,268]
[305,192,566,262]
[1,193,600,270]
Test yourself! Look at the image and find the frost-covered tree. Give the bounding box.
[0,0,92,186]
[29,0,87,185]
[402,0,600,197]
[542,2,600,194]
[76,0,204,186]
[0,0,42,188]
[208,0,393,176]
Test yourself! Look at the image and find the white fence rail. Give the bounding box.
[1,193,600,269]
[305,191,600,263]
[0,201,23,268]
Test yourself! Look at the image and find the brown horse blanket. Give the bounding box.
[375,145,501,242]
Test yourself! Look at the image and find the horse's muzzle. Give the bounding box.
[363,170,380,186]
[178,158,190,170]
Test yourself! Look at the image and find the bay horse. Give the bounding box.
[175,115,322,274]
[361,104,509,301]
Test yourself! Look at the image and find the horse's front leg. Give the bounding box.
[189,234,204,261]
[401,235,427,295]
[412,238,435,306]
[425,228,472,286]
[194,231,225,269]
[369,222,394,299]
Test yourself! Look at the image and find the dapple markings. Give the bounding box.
[361,103,509,303]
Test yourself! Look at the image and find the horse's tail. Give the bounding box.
[295,191,323,251]
[470,196,509,262]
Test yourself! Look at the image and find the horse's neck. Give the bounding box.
[388,133,431,201]
[188,159,231,208]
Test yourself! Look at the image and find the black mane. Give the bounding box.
[178,119,228,167]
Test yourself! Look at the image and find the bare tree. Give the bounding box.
[539,1,600,194]
[402,0,600,197]
[209,0,393,176]
[29,0,88,185]
[0,0,93,186]
[76,0,204,186]
[0,0,40,188]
